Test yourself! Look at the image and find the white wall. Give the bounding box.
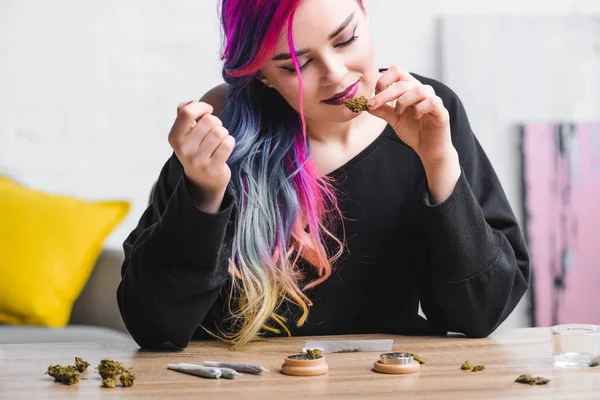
[2,0,599,330]
[440,15,600,332]
[1,1,224,248]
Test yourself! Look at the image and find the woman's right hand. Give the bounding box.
[168,100,235,212]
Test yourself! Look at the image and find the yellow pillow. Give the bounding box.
[0,174,130,327]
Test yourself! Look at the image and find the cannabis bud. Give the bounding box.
[74,357,90,373]
[471,365,485,372]
[515,374,550,385]
[460,360,472,371]
[46,357,90,385]
[47,364,80,385]
[120,371,136,387]
[344,96,370,113]
[102,376,118,388]
[97,359,127,379]
[48,365,79,385]
[97,359,135,388]
[305,349,323,359]
[413,354,426,364]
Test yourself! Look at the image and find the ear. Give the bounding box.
[257,71,272,88]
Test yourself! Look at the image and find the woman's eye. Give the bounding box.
[283,59,312,74]
[335,26,359,48]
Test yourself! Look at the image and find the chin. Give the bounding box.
[338,108,364,122]
[315,107,363,123]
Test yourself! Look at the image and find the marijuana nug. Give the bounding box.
[97,359,127,380]
[471,365,485,372]
[344,96,369,113]
[305,349,323,359]
[515,374,550,385]
[97,359,135,388]
[413,354,426,364]
[46,357,134,388]
[460,360,472,371]
[46,357,89,385]
[120,371,136,387]
[102,376,118,388]
[47,364,80,385]
[74,357,90,373]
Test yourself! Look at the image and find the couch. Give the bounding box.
[0,248,134,344]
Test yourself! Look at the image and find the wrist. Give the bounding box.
[418,144,458,170]
[185,177,227,214]
[420,148,461,205]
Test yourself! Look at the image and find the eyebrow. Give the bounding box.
[272,12,355,61]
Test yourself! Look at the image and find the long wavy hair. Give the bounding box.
[216,0,364,347]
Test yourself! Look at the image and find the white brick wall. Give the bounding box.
[2,0,600,330]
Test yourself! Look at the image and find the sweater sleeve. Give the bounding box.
[117,153,234,348]
[418,79,531,338]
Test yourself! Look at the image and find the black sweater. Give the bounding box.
[117,75,530,349]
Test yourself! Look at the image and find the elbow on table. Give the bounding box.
[463,325,496,339]
[122,318,190,350]
[117,290,190,350]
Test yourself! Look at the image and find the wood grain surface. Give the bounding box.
[1,327,598,399]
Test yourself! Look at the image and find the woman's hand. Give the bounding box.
[367,65,461,204]
[168,100,235,213]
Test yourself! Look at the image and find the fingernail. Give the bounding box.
[368,99,376,108]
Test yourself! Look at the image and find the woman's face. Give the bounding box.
[260,0,379,123]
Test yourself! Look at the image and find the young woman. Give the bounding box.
[117,0,530,349]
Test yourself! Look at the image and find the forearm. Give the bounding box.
[420,171,530,337]
[118,172,234,348]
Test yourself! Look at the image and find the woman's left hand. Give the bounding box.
[367,65,454,166]
[367,65,461,204]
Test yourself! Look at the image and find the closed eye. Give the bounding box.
[281,25,359,74]
[334,25,359,48]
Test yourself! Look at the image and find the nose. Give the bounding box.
[320,54,348,87]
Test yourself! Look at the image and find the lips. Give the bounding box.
[322,81,359,105]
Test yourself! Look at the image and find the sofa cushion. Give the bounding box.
[0,174,130,328]
[70,248,127,332]
[0,326,133,344]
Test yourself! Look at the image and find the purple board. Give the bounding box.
[521,123,600,327]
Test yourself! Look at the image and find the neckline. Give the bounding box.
[325,124,393,179]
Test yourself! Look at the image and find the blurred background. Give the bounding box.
[1,0,599,343]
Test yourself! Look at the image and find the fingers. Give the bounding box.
[170,100,234,165]
[368,81,416,110]
[368,66,449,126]
[370,65,421,110]
[169,101,214,146]
[198,126,230,160]
[194,113,223,137]
[211,135,236,165]
[375,64,418,94]
[367,103,398,126]
[393,84,436,116]
[177,100,195,114]
[413,96,450,123]
[185,127,234,177]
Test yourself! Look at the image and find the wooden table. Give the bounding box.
[1,327,598,399]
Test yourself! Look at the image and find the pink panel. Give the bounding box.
[522,123,600,327]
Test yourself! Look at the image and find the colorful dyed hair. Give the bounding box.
[215,0,364,347]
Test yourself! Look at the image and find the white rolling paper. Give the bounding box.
[303,339,393,354]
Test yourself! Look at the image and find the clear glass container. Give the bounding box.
[551,324,600,368]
